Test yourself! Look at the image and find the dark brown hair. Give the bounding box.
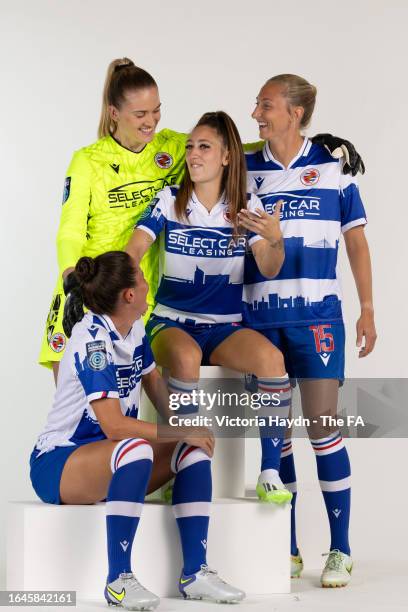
[98,58,157,138]
[265,74,317,128]
[75,251,136,314]
[174,111,247,236]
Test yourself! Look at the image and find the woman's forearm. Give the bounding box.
[254,238,285,278]
[126,228,153,265]
[344,228,374,311]
[142,369,172,422]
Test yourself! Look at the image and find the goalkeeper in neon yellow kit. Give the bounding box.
[39,59,186,374]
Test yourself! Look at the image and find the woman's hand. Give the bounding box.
[238,200,283,245]
[183,426,215,458]
[356,307,377,358]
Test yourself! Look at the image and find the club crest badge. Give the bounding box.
[154,152,173,169]
[300,168,320,186]
[50,332,66,353]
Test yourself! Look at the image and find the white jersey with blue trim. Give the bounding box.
[35,312,155,453]
[137,186,262,324]
[243,138,367,328]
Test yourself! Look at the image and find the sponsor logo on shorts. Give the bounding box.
[62,177,71,204]
[86,340,108,371]
[154,152,173,169]
[300,168,320,186]
[50,332,66,353]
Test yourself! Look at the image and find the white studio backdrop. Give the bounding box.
[1,0,407,587]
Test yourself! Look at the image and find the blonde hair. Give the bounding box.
[266,74,317,128]
[98,58,157,138]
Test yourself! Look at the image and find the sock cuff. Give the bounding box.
[111,438,153,473]
[171,442,210,474]
[257,375,291,405]
[168,377,199,393]
[281,439,293,457]
[310,431,344,456]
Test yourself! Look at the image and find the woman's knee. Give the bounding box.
[167,344,202,378]
[251,344,286,377]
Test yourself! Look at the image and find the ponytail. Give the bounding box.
[98,57,157,138]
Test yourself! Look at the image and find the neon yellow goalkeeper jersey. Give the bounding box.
[39,130,186,368]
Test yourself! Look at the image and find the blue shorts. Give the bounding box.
[259,323,345,381]
[146,315,243,365]
[30,446,79,505]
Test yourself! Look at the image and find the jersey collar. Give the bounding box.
[92,313,120,341]
[262,137,312,169]
[109,134,148,156]
[191,190,227,216]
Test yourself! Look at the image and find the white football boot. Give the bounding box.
[179,564,245,603]
[105,572,160,610]
[321,550,353,588]
[291,552,303,578]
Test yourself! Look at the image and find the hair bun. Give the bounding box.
[75,256,97,284]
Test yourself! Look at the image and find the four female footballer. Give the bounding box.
[126,111,293,505]
[30,251,245,609]
[240,74,376,587]
[39,57,362,383]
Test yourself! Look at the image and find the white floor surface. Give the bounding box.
[2,561,407,612]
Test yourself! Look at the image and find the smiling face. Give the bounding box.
[185,125,229,187]
[109,86,161,149]
[252,81,303,142]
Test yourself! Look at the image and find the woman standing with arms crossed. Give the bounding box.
[240,74,376,587]
[31,251,245,609]
[39,57,362,382]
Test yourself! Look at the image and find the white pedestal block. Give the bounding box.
[141,366,247,499]
[7,500,290,598]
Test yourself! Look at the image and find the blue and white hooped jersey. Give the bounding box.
[35,312,155,453]
[243,138,367,328]
[137,186,262,324]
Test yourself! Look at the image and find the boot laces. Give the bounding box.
[118,573,144,592]
[322,550,344,572]
[200,565,226,584]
